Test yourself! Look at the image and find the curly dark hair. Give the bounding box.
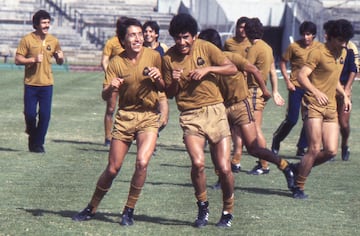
[244,18,263,40]
[168,13,198,37]
[324,19,354,42]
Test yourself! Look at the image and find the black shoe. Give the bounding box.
[288,162,299,178]
[271,138,280,155]
[212,180,221,190]
[216,212,233,228]
[104,139,111,147]
[120,207,134,226]
[194,201,209,228]
[247,161,270,175]
[296,148,305,157]
[231,163,241,173]
[29,145,45,153]
[282,163,295,190]
[72,204,95,221]
[341,146,350,161]
[292,187,308,199]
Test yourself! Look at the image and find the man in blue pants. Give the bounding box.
[271,21,320,157]
[15,10,64,153]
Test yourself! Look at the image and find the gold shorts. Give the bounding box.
[249,87,266,111]
[179,103,230,144]
[301,102,338,123]
[226,99,255,126]
[112,109,160,142]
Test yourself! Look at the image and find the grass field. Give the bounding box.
[0,69,359,236]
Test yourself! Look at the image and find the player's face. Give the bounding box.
[173,32,195,55]
[143,26,158,43]
[302,32,315,46]
[124,25,144,53]
[36,18,50,35]
[236,23,246,39]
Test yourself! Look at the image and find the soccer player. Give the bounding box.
[162,13,237,228]
[291,19,353,199]
[72,18,165,225]
[15,10,64,153]
[336,41,357,161]
[244,18,285,175]
[271,21,321,157]
[101,17,126,147]
[223,16,251,172]
[142,20,169,140]
[199,28,295,192]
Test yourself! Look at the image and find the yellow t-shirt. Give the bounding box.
[102,36,124,59]
[162,39,225,111]
[303,43,347,108]
[246,39,273,88]
[224,37,251,58]
[104,47,162,111]
[16,32,61,86]
[282,40,322,87]
[219,51,250,107]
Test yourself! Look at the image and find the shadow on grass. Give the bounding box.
[17,208,191,226]
[0,147,19,152]
[235,186,292,197]
[52,139,102,146]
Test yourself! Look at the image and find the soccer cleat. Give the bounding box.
[296,148,305,157]
[231,163,241,173]
[104,139,111,147]
[247,162,270,175]
[292,187,308,199]
[282,164,295,190]
[194,201,209,228]
[271,138,280,155]
[211,179,221,190]
[341,146,350,161]
[120,207,134,226]
[216,212,233,228]
[72,204,95,221]
[288,162,299,179]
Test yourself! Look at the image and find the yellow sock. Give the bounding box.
[231,153,242,165]
[89,185,109,213]
[296,175,307,190]
[223,194,234,214]
[196,191,208,203]
[125,184,142,209]
[260,159,269,169]
[278,159,288,171]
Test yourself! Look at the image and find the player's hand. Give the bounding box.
[188,67,208,80]
[273,91,285,106]
[172,68,183,82]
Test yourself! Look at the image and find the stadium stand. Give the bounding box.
[0,0,359,67]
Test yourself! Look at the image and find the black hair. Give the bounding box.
[115,16,128,35]
[116,17,142,47]
[168,13,198,37]
[236,16,249,29]
[244,17,263,40]
[143,21,160,35]
[299,21,317,35]
[198,28,223,50]
[324,19,354,41]
[32,10,51,30]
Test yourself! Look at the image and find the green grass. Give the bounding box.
[0,69,359,236]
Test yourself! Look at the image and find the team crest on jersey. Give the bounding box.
[46,45,51,51]
[197,57,205,66]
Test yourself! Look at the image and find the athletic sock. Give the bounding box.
[89,185,109,213]
[125,184,142,209]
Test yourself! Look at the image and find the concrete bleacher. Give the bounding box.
[0,0,174,66]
